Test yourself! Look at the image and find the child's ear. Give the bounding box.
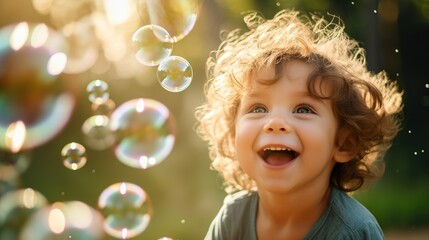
[334,128,358,163]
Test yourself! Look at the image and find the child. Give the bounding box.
[195,9,403,240]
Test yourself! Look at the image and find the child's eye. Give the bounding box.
[294,105,315,114]
[250,105,268,113]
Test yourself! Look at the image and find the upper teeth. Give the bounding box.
[263,147,291,151]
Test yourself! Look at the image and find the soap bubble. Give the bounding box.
[109,98,175,169]
[0,22,75,151]
[82,115,115,151]
[87,79,109,104]
[139,0,201,42]
[20,201,104,240]
[61,142,87,170]
[98,182,152,239]
[132,25,173,66]
[0,188,48,239]
[157,55,193,92]
[91,98,116,116]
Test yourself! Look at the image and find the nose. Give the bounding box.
[263,117,290,133]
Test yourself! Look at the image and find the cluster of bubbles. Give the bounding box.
[56,76,177,238]
[81,79,176,170]
[1,0,201,238]
[132,24,193,92]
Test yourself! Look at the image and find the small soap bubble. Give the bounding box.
[82,115,115,151]
[394,48,399,53]
[132,25,173,66]
[109,98,176,169]
[373,9,377,14]
[87,79,109,104]
[157,56,193,92]
[98,182,153,239]
[351,1,355,4]
[414,151,418,155]
[422,149,425,153]
[181,219,186,224]
[425,84,429,89]
[276,2,281,6]
[61,142,87,170]
[408,130,412,134]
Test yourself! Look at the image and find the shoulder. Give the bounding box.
[306,187,384,240]
[205,191,258,240]
[218,190,258,224]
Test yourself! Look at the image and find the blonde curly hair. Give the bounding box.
[195,9,402,194]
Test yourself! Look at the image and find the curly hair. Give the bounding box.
[195,9,402,194]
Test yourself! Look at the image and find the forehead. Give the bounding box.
[246,60,315,89]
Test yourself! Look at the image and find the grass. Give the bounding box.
[354,180,429,230]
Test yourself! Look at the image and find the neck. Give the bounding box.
[256,184,332,239]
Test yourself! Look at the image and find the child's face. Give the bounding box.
[234,60,342,194]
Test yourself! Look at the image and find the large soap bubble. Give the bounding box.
[109,98,175,169]
[0,22,75,151]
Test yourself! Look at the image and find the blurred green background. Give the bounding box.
[1,0,428,239]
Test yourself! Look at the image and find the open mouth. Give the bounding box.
[258,147,298,166]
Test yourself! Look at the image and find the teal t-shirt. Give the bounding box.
[205,187,384,239]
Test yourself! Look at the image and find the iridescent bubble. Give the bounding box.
[0,188,48,239]
[140,0,201,42]
[109,98,175,169]
[98,182,152,239]
[157,55,193,92]
[20,201,104,240]
[61,142,87,170]
[82,115,115,151]
[91,98,116,116]
[132,25,173,66]
[0,22,75,151]
[87,79,109,104]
